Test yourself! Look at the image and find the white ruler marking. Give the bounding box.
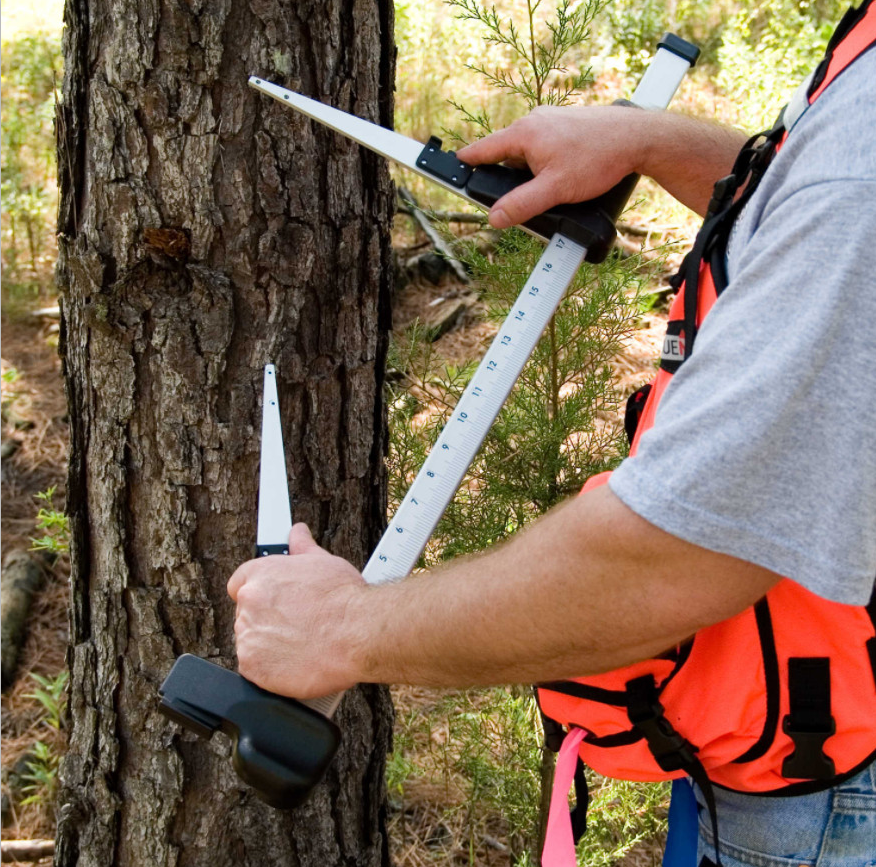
[298,44,694,719]
[303,234,586,718]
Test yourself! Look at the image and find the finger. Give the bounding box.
[456,127,527,166]
[288,522,321,555]
[227,562,249,602]
[489,171,565,229]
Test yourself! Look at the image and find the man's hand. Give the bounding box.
[227,523,366,699]
[457,105,646,229]
[227,489,780,697]
[456,105,748,221]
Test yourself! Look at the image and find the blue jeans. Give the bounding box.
[695,761,876,867]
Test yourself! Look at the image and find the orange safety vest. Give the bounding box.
[537,1,876,858]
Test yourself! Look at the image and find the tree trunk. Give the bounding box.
[54,1,395,865]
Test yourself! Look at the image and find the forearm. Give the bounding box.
[634,111,749,216]
[347,486,779,689]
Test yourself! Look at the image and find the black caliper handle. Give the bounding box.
[465,164,639,264]
[159,654,340,809]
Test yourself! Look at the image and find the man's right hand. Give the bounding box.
[456,105,748,221]
[457,105,648,229]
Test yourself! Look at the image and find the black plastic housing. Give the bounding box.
[465,165,640,263]
[159,654,341,809]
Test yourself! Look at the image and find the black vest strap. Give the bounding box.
[625,675,723,867]
[569,757,589,843]
[781,657,837,779]
[865,583,876,692]
[732,598,781,764]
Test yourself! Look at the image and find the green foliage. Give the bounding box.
[717,0,844,128]
[387,1,665,861]
[1,29,62,284]
[19,671,68,810]
[2,366,22,410]
[604,0,667,77]
[447,0,605,110]
[578,776,670,865]
[439,688,544,863]
[19,741,61,808]
[24,670,69,733]
[30,486,70,555]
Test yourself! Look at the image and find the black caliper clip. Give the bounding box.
[159,654,341,808]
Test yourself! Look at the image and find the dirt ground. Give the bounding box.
[1,306,70,846]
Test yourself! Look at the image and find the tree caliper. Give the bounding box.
[159,34,699,809]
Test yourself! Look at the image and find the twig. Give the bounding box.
[397,205,486,225]
[29,307,61,319]
[397,188,470,284]
[1,839,55,863]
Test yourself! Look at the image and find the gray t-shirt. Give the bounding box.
[610,49,876,606]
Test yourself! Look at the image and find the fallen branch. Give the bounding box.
[1,551,49,688]
[397,206,486,225]
[397,188,470,284]
[1,840,55,863]
[29,307,61,319]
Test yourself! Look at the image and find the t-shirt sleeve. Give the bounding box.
[609,176,876,606]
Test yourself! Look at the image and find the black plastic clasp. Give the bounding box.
[159,654,341,808]
[626,675,698,773]
[780,657,837,780]
[255,543,290,557]
[781,717,837,779]
[416,136,474,188]
[704,173,738,221]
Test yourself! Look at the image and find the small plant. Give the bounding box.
[18,671,68,811]
[19,741,61,808]
[2,365,22,408]
[31,486,70,555]
[24,670,69,733]
[387,1,664,863]
[447,0,605,114]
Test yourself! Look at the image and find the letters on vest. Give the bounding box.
[537,2,876,861]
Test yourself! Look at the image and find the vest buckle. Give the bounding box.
[781,657,837,780]
[625,675,697,773]
[781,715,837,780]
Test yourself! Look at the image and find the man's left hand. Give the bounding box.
[227,523,366,699]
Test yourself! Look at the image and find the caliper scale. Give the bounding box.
[159,34,699,808]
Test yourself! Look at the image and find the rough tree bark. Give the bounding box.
[54,1,395,864]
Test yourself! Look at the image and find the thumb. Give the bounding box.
[288,522,322,555]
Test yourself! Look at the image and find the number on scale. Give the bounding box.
[473,386,483,397]
[501,335,512,345]
[557,238,565,248]
[379,554,388,562]
[457,413,468,423]
[514,310,525,321]
[529,287,539,297]
[543,262,553,272]
[488,360,498,370]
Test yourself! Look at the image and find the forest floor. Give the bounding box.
[0,211,678,864]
